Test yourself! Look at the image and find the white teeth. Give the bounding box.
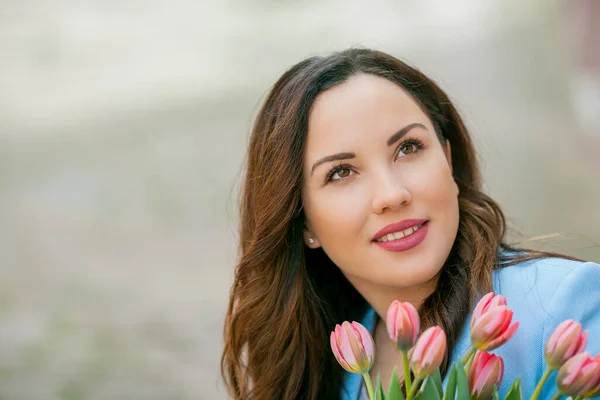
[403,227,415,236]
[376,224,422,242]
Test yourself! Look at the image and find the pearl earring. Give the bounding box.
[308,238,315,244]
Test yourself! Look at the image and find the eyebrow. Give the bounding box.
[310,122,428,176]
[387,122,427,146]
[310,152,355,176]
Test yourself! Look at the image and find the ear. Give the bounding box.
[443,139,460,196]
[443,138,453,173]
[303,227,321,249]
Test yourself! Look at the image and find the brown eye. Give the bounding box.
[337,169,350,178]
[400,144,416,155]
[327,166,355,182]
[396,141,423,159]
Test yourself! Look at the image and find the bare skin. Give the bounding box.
[369,301,434,392]
[370,317,406,390]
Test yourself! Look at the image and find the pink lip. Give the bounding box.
[372,219,428,241]
[373,221,429,252]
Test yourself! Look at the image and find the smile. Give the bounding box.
[372,221,429,252]
[374,222,425,242]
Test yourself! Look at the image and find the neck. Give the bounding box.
[346,271,441,322]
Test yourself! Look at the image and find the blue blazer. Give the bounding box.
[341,256,600,400]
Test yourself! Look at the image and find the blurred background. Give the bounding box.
[1,0,599,399]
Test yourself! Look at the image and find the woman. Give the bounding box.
[221,48,600,399]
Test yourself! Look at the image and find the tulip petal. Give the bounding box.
[468,352,504,400]
[545,321,567,354]
[471,308,505,340]
[496,356,505,386]
[411,326,446,379]
[544,321,589,369]
[412,325,435,362]
[472,292,494,324]
[474,351,491,377]
[551,321,577,353]
[468,352,479,389]
[406,303,420,342]
[580,360,600,394]
[330,331,341,359]
[480,307,511,336]
[352,321,375,368]
[482,321,519,351]
[560,352,589,388]
[339,323,360,370]
[386,301,399,341]
[422,329,444,366]
[347,322,368,369]
[472,357,497,396]
[386,301,420,351]
[489,294,507,308]
[331,329,355,372]
[583,362,600,398]
[563,324,584,359]
[577,330,589,354]
[549,321,577,355]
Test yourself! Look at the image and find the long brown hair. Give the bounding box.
[221,48,582,399]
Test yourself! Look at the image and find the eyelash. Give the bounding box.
[324,138,426,184]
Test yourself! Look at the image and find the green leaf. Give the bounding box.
[432,369,443,398]
[492,384,500,400]
[442,364,457,400]
[503,377,522,400]
[418,376,441,400]
[455,360,470,400]
[375,373,386,400]
[387,367,405,400]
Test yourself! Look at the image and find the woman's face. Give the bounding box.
[302,74,459,293]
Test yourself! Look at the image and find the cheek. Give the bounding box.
[412,157,458,194]
[303,185,368,243]
[409,157,457,205]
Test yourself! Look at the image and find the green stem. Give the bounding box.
[406,377,423,400]
[550,393,561,400]
[402,350,412,395]
[461,347,477,366]
[464,350,477,375]
[362,372,376,400]
[530,368,552,400]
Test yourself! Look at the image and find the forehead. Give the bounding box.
[306,74,431,154]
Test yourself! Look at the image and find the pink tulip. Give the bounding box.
[556,352,600,396]
[386,300,420,351]
[470,292,519,351]
[582,354,600,398]
[410,326,447,379]
[544,320,588,370]
[330,321,375,374]
[468,351,505,400]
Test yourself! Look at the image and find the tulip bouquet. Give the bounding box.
[330,293,600,400]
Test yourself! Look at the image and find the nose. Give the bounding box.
[371,169,412,214]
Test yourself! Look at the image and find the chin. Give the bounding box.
[376,267,442,289]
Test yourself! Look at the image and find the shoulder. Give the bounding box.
[490,256,600,398]
[490,253,600,326]
[493,255,600,319]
